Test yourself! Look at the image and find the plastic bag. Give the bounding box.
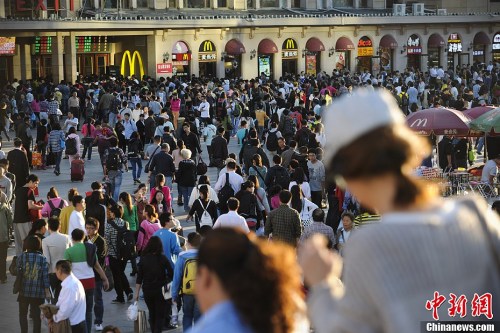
[127,301,139,321]
[256,225,265,237]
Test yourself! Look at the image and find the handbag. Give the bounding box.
[144,145,160,173]
[28,189,42,222]
[300,199,313,229]
[13,254,23,294]
[9,256,17,276]
[196,156,208,175]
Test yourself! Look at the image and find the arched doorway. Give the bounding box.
[379,34,397,72]
[446,33,463,69]
[171,41,191,77]
[223,39,245,79]
[427,33,445,68]
[257,39,278,80]
[198,40,217,78]
[305,37,325,76]
[472,32,489,65]
[335,37,354,71]
[282,38,298,75]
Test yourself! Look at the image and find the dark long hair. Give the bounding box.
[289,185,303,212]
[141,236,163,256]
[198,229,303,333]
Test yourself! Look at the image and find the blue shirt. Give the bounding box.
[152,228,182,269]
[172,249,197,300]
[186,301,253,333]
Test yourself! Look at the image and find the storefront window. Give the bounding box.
[406,34,422,71]
[357,36,373,72]
[185,0,210,8]
[492,33,500,62]
[260,0,279,7]
[427,48,440,68]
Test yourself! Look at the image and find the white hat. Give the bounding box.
[323,89,405,163]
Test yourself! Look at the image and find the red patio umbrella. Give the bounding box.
[462,106,495,120]
[406,108,472,136]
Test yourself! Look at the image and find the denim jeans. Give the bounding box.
[476,137,484,154]
[82,140,93,160]
[178,186,194,211]
[130,157,142,180]
[182,294,201,331]
[108,112,117,128]
[85,288,94,333]
[94,279,104,325]
[19,297,44,333]
[54,150,63,173]
[108,170,123,202]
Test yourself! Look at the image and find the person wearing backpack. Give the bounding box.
[264,155,291,190]
[171,232,202,331]
[278,109,297,144]
[104,204,134,304]
[215,161,243,214]
[235,181,262,232]
[65,126,81,165]
[136,204,161,254]
[187,185,218,232]
[265,122,282,155]
[103,137,128,202]
[41,187,68,218]
[294,119,314,149]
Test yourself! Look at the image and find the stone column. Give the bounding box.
[21,44,32,80]
[0,1,5,18]
[147,33,163,79]
[64,32,77,83]
[52,33,65,83]
[12,45,22,81]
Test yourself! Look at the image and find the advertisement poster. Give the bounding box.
[258,56,271,77]
[156,63,173,74]
[306,55,317,76]
[335,52,345,69]
[0,37,15,55]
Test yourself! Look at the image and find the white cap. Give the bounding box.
[323,89,405,163]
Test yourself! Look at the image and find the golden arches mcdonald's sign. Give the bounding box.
[199,40,216,53]
[121,50,145,78]
[282,38,297,50]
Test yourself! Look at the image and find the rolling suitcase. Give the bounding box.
[70,158,85,182]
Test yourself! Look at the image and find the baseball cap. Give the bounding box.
[323,89,405,163]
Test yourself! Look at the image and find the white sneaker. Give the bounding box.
[95,324,103,331]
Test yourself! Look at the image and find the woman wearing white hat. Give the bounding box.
[299,89,500,333]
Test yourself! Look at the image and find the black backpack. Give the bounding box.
[109,220,137,260]
[65,137,78,155]
[217,173,235,211]
[297,128,310,148]
[48,200,64,218]
[271,166,290,189]
[283,116,296,135]
[106,148,121,171]
[266,131,279,151]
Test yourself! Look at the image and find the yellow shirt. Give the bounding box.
[255,109,268,126]
[59,206,75,235]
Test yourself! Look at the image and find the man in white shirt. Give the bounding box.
[481,155,500,185]
[215,160,243,194]
[213,198,250,233]
[50,260,87,333]
[198,95,211,125]
[63,111,79,133]
[68,195,86,236]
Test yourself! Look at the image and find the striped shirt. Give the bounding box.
[353,213,381,228]
[48,100,59,115]
[48,130,65,153]
[64,242,96,289]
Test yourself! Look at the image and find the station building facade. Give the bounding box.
[0,0,499,84]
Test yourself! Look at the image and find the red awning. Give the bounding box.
[473,32,491,45]
[258,39,278,54]
[428,34,445,48]
[225,39,246,55]
[306,37,325,52]
[335,37,355,51]
[379,35,398,49]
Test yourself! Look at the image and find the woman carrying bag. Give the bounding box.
[290,185,318,229]
[187,185,218,232]
[134,236,173,333]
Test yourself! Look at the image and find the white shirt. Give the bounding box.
[53,273,86,325]
[289,181,312,200]
[199,101,210,118]
[215,171,244,194]
[203,124,217,145]
[213,211,250,233]
[131,108,142,122]
[42,232,71,273]
[68,210,86,236]
[64,117,78,133]
[481,160,498,184]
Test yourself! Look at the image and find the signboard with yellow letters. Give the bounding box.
[121,50,145,78]
[198,40,217,62]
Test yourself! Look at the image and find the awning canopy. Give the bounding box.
[258,39,278,54]
[473,32,491,45]
[335,37,355,51]
[306,37,325,52]
[428,34,445,48]
[380,35,398,49]
[172,41,189,53]
[225,39,246,55]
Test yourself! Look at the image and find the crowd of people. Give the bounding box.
[1,60,500,333]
